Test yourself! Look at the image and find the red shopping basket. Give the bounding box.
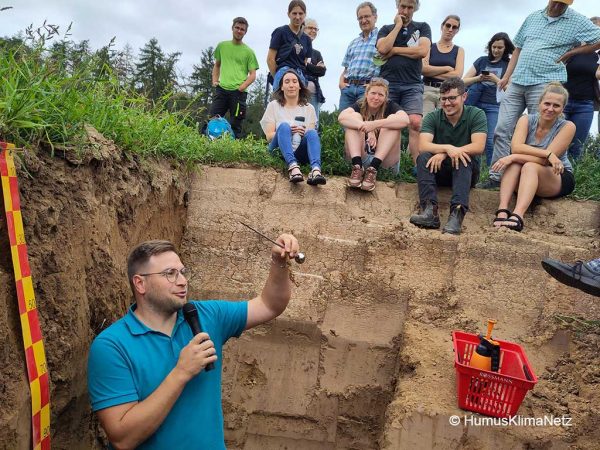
[452,330,538,418]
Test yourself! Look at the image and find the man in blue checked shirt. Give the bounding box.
[338,2,380,111]
[478,0,600,190]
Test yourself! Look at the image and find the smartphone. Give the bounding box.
[481,70,490,75]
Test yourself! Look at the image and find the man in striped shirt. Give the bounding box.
[338,2,380,111]
[478,0,600,189]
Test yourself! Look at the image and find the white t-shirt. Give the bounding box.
[260,101,317,136]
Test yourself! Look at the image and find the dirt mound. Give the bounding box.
[1,139,599,449]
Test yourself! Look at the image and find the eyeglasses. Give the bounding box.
[138,267,193,283]
[440,94,460,103]
[370,77,389,86]
[305,26,319,31]
[443,23,460,31]
[357,14,373,21]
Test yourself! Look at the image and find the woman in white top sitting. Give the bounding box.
[260,68,326,185]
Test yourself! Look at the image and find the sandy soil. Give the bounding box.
[1,143,599,449]
[184,167,600,450]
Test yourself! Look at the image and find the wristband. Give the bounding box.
[546,152,553,160]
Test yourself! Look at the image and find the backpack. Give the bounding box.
[205,116,234,140]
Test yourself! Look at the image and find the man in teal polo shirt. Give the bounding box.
[478,0,600,189]
[87,236,299,449]
[410,77,487,235]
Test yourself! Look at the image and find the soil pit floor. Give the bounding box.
[182,167,600,450]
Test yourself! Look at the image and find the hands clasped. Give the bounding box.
[446,146,471,170]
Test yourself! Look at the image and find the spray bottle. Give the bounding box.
[469,319,501,372]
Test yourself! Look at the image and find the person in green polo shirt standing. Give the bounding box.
[209,17,259,138]
[409,77,487,235]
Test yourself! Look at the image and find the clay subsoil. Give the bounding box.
[1,132,600,449]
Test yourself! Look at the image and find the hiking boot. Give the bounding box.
[541,259,600,297]
[360,167,377,191]
[443,205,466,235]
[347,165,364,188]
[475,178,500,190]
[409,202,440,229]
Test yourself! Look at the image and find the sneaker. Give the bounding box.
[360,167,377,191]
[475,178,500,190]
[409,202,440,229]
[541,259,600,297]
[347,165,364,188]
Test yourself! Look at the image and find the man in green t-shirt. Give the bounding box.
[409,77,487,235]
[209,17,259,138]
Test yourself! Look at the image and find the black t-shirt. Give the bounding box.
[377,21,431,84]
[269,25,313,75]
[472,56,509,104]
[351,100,402,118]
[563,52,599,101]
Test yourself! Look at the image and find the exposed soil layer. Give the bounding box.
[1,146,599,449]
[0,128,189,449]
[184,168,600,450]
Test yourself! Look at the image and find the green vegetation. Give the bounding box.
[0,25,599,199]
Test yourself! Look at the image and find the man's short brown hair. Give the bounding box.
[440,77,465,95]
[232,17,248,28]
[127,240,177,294]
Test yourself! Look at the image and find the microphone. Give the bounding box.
[182,303,214,371]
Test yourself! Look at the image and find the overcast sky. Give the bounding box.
[1,0,599,129]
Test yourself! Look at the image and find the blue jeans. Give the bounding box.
[476,102,500,166]
[268,123,321,169]
[563,99,594,160]
[489,82,546,182]
[339,85,366,111]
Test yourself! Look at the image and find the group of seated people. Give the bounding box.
[260,70,575,236]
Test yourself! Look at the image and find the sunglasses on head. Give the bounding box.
[370,77,389,86]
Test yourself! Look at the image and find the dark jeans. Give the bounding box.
[416,152,480,210]
[563,99,594,161]
[208,86,248,137]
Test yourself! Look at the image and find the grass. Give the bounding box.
[554,314,600,334]
[1,36,599,200]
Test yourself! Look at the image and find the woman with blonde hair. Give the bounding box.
[338,78,409,191]
[492,82,575,232]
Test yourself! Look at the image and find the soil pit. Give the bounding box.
[1,140,600,449]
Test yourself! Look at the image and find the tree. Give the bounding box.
[113,43,136,88]
[134,37,181,102]
[189,46,215,122]
[242,73,267,138]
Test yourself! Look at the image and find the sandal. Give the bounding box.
[493,209,512,227]
[307,168,327,186]
[500,213,524,232]
[288,164,304,183]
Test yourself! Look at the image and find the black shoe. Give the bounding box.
[475,178,500,190]
[409,202,440,229]
[443,205,466,235]
[541,258,600,297]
